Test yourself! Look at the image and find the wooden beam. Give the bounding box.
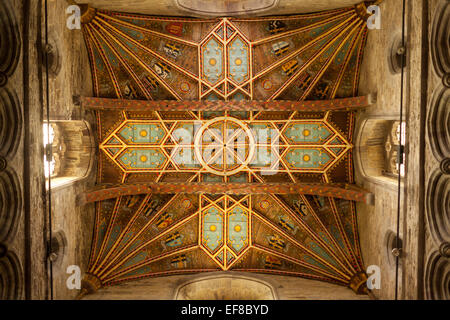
[80,95,375,112]
[78,182,373,205]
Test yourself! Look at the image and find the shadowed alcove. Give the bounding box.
[175,274,276,300]
[355,117,405,187]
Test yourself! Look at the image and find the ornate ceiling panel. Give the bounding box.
[97,110,354,184]
[84,192,366,292]
[79,2,373,297]
[82,5,368,101]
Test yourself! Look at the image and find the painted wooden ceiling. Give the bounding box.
[86,192,365,291]
[79,3,372,297]
[97,110,354,184]
[82,5,367,101]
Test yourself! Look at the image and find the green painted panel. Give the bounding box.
[284,148,333,170]
[118,123,166,144]
[227,206,248,254]
[283,123,333,144]
[202,206,224,253]
[118,148,167,169]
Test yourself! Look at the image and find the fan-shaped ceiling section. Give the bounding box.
[82,4,368,101]
[82,193,367,294]
[175,275,276,300]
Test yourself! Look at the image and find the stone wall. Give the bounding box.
[83,0,361,17]
[355,0,448,300]
[0,0,25,300]
[84,272,369,300]
[0,0,97,300]
[422,0,449,301]
[44,0,97,300]
[1,0,49,300]
[353,0,405,300]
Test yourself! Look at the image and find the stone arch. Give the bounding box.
[175,273,277,300]
[0,0,21,82]
[0,86,22,158]
[427,85,449,162]
[354,116,405,187]
[424,250,450,300]
[44,120,96,189]
[430,0,450,78]
[0,250,24,300]
[425,169,449,245]
[0,167,22,244]
[175,0,279,16]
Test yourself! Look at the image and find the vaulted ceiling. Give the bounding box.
[85,0,363,16]
[96,110,355,184]
[82,5,368,100]
[77,2,373,298]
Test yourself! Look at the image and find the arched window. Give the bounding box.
[43,120,95,189]
[355,117,406,186]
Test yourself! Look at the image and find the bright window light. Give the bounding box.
[395,122,406,177]
[43,123,56,178]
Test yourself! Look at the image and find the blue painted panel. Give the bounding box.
[202,206,224,253]
[119,148,167,169]
[118,123,166,144]
[283,123,333,144]
[227,206,248,254]
[284,148,333,170]
[228,37,249,84]
[202,37,224,85]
